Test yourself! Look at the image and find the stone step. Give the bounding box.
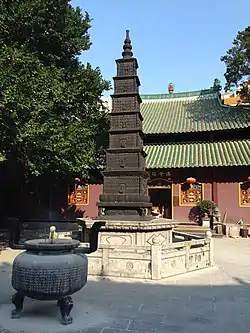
[174,225,223,238]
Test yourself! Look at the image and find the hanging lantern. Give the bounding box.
[75,177,81,183]
[186,177,196,185]
[247,176,250,182]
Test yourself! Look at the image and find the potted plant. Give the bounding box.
[197,200,217,217]
[196,200,217,227]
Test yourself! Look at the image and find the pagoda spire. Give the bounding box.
[122,30,133,58]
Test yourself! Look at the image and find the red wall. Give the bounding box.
[217,183,249,223]
[84,184,103,218]
[173,183,212,221]
[86,175,249,224]
[173,182,249,224]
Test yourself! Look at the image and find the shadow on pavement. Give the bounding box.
[0,259,250,333]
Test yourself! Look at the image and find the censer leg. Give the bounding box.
[58,296,73,325]
[11,292,25,319]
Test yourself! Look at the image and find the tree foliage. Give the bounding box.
[0,0,110,178]
[221,27,250,103]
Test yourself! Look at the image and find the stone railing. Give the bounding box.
[3,218,213,280]
[87,231,213,280]
[172,230,203,242]
[156,231,213,279]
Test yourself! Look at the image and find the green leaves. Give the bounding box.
[197,200,217,215]
[0,0,91,67]
[0,0,110,177]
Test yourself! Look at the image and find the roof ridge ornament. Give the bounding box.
[122,30,133,58]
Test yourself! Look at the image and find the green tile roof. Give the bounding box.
[141,90,250,134]
[144,139,250,169]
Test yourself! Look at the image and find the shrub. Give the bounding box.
[197,200,217,216]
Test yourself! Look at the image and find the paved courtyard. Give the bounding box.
[1,237,250,333]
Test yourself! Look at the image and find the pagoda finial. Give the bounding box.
[122,30,133,58]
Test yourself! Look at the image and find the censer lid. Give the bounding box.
[24,239,80,251]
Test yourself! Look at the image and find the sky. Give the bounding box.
[72,0,250,96]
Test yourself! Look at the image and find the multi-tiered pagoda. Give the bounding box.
[97,30,152,219]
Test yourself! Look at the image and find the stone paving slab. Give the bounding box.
[1,238,250,332]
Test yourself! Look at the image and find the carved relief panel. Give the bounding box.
[110,114,139,130]
[139,153,146,168]
[119,136,127,148]
[117,61,136,77]
[106,153,142,169]
[137,135,143,147]
[119,183,126,194]
[109,133,137,149]
[140,178,148,196]
[104,177,140,194]
[114,78,138,94]
[112,97,139,113]
[119,156,126,168]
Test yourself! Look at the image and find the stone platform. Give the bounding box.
[80,218,213,280]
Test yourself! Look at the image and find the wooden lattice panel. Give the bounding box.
[179,182,203,206]
[68,185,89,206]
[239,182,250,207]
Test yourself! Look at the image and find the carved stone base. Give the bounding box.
[83,218,174,246]
[11,292,25,319]
[79,218,213,280]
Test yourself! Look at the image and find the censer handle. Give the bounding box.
[9,242,25,250]
[73,221,105,254]
[8,218,25,250]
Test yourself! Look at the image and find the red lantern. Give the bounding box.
[186,177,196,185]
[75,177,81,183]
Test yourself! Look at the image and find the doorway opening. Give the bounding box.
[148,187,173,219]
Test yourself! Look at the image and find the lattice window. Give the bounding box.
[239,182,250,207]
[68,184,89,206]
[179,182,203,206]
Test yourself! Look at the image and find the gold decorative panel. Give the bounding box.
[179,182,204,206]
[68,184,89,206]
[239,182,250,207]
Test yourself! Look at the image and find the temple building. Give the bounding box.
[141,88,249,223]
[68,35,250,224]
[70,86,250,224]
